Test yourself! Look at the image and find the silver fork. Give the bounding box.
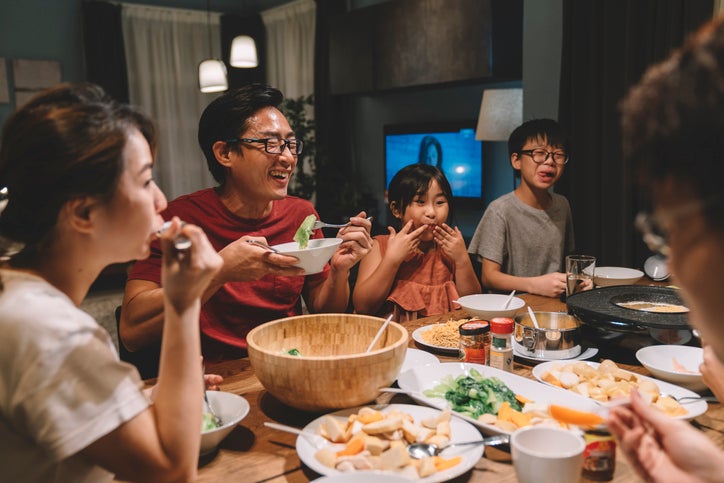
[312,216,373,230]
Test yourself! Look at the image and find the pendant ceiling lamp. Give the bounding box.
[230,35,258,68]
[198,0,228,93]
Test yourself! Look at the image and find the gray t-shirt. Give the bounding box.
[468,191,575,279]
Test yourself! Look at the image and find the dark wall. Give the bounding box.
[319,0,524,240]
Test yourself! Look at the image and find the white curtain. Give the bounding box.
[122,4,219,200]
[261,0,316,99]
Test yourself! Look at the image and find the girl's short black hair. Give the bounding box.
[387,164,454,223]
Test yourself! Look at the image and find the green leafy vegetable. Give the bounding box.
[202,412,220,432]
[423,368,522,419]
[293,214,316,249]
[287,348,302,356]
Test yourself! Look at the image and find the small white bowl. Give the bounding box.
[200,391,250,455]
[271,238,342,274]
[635,345,707,392]
[456,294,526,320]
[594,266,644,287]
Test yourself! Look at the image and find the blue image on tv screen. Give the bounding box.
[384,127,483,198]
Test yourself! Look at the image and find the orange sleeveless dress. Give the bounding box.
[375,235,460,322]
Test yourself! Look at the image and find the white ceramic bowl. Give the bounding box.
[200,391,250,455]
[594,266,644,287]
[271,238,342,274]
[456,294,525,320]
[635,345,707,392]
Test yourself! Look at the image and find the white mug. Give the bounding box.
[511,426,585,483]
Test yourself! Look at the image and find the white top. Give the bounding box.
[0,269,150,482]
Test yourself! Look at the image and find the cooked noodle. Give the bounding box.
[421,318,470,348]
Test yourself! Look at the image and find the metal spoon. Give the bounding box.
[660,394,719,404]
[246,239,280,253]
[407,434,511,459]
[157,220,192,251]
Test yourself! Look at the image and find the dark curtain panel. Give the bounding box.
[313,0,363,222]
[82,0,129,103]
[221,14,266,89]
[557,0,712,268]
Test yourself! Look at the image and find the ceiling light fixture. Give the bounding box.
[230,35,258,68]
[198,0,228,93]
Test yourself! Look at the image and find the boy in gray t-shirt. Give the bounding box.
[469,119,574,297]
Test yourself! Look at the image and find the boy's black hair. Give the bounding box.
[507,118,569,157]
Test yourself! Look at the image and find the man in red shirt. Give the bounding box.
[121,84,372,361]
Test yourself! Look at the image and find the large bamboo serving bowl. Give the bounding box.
[247,314,408,411]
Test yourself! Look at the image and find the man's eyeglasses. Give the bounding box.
[226,137,304,156]
[518,149,569,165]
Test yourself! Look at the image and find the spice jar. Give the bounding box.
[489,317,514,372]
[582,428,616,481]
[459,320,491,364]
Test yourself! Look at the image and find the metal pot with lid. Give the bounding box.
[514,312,582,359]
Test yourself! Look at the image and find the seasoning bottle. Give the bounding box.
[582,428,616,481]
[489,317,514,372]
[458,320,491,364]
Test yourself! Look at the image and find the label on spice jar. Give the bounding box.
[582,430,616,481]
[490,346,513,372]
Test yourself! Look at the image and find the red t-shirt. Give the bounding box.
[128,188,328,359]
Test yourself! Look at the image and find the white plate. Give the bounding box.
[396,362,600,435]
[635,345,707,392]
[532,360,707,420]
[399,348,440,376]
[513,345,599,364]
[412,325,460,355]
[297,404,483,483]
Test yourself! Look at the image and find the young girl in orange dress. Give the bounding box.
[353,164,480,321]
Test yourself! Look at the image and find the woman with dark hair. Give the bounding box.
[418,135,443,168]
[353,164,480,320]
[0,83,222,482]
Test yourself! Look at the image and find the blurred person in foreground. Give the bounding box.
[0,83,223,481]
[122,84,372,362]
[607,16,724,481]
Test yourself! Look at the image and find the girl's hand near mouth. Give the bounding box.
[385,221,428,265]
[433,223,469,265]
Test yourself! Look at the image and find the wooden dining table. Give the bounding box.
[187,292,724,482]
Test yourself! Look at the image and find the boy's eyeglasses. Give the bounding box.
[518,149,569,165]
[226,137,304,156]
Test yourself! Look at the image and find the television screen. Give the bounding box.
[384,122,483,199]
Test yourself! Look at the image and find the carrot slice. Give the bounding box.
[515,393,532,405]
[433,455,462,471]
[548,404,604,427]
[336,437,365,457]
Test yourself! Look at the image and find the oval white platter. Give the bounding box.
[532,360,706,420]
[396,362,600,436]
